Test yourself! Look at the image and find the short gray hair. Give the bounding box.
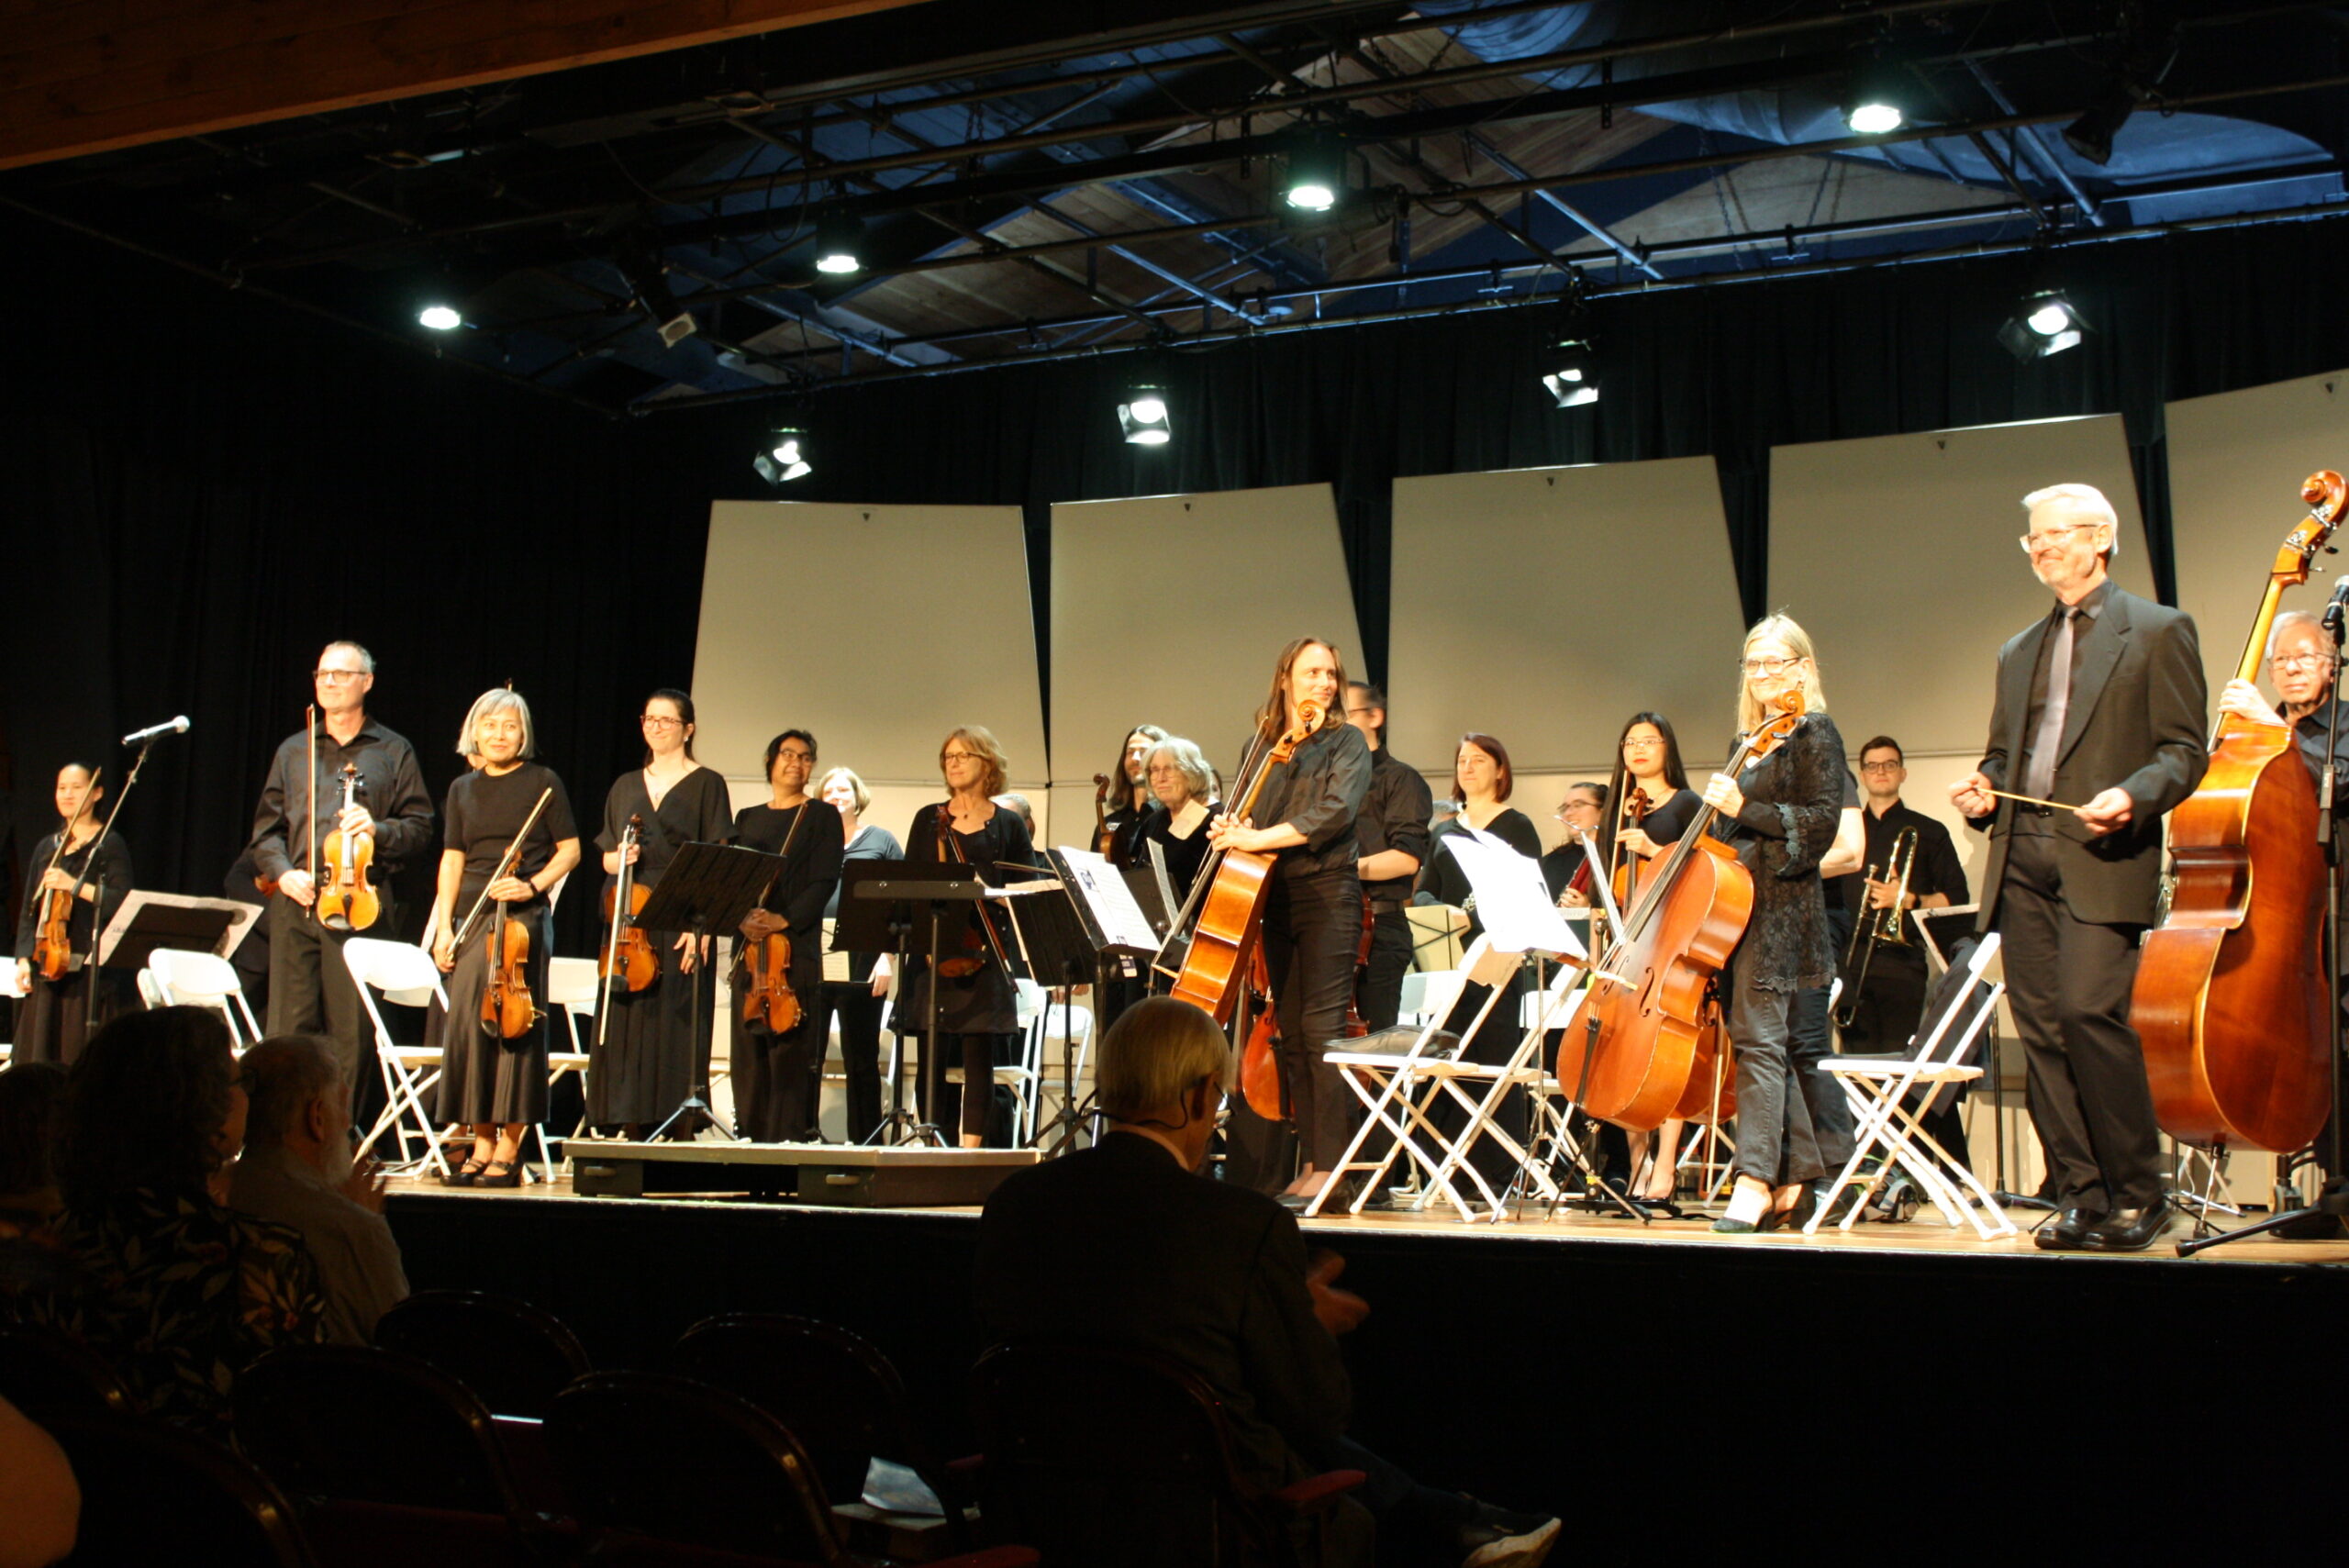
[240,1035,346,1147]
[2267,608,2338,662]
[2021,484,2122,562]
[1146,737,1215,803]
[455,687,536,758]
[320,640,376,674]
[1097,997,1232,1119]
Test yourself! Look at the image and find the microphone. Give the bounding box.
[2323,577,2349,644]
[121,715,192,746]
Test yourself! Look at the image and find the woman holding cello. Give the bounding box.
[427,689,580,1187]
[1598,713,1700,1210]
[729,730,844,1141]
[13,762,132,1065]
[1208,638,1372,1207]
[1698,617,1849,1233]
[586,690,735,1139]
[901,727,1034,1148]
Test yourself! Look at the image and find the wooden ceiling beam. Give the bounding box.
[0,0,926,171]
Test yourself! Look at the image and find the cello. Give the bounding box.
[1092,773,1118,859]
[1555,691,1806,1130]
[2132,469,2348,1153]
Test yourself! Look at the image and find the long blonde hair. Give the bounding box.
[1737,614,1828,733]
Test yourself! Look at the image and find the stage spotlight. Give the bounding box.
[1842,58,1908,136]
[2063,88,2134,166]
[753,428,813,484]
[1119,386,1173,445]
[1997,291,2085,361]
[1541,341,1599,408]
[814,208,864,275]
[418,304,462,330]
[1282,128,1346,214]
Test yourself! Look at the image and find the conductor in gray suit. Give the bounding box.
[1952,484,2208,1253]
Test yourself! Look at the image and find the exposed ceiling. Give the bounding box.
[7,0,2343,417]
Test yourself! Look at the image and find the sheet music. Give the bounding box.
[820,917,852,984]
[1052,846,1163,953]
[1443,828,1586,961]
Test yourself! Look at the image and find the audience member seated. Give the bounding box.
[228,1035,409,1345]
[15,1007,325,1428]
[0,1062,69,1229]
[974,995,1560,1568]
[0,1391,78,1568]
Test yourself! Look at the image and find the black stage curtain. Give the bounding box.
[5,210,2345,930]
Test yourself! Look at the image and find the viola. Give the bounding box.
[316,762,380,933]
[480,906,541,1041]
[738,797,816,1034]
[2133,469,2347,1153]
[1157,700,1325,1026]
[33,766,105,983]
[599,814,659,998]
[1555,691,1806,1130]
[932,802,1012,980]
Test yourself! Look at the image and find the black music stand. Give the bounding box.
[638,841,777,1142]
[1008,851,1162,1156]
[98,894,260,973]
[835,859,986,1147]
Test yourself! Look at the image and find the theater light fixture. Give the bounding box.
[1998,290,2086,361]
[1842,57,1908,136]
[1542,340,1599,409]
[2063,87,2134,166]
[814,208,864,275]
[753,428,812,484]
[418,304,462,330]
[1119,386,1173,446]
[1282,128,1346,214]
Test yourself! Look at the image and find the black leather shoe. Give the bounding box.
[2085,1200,2171,1252]
[2034,1206,2104,1251]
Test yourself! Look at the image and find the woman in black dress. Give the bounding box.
[814,766,900,1143]
[1700,615,1847,1233]
[1094,723,1168,1031]
[13,762,131,1065]
[427,689,581,1187]
[1211,638,1371,1206]
[901,726,1034,1149]
[729,731,844,1142]
[1137,736,1220,904]
[586,689,734,1138]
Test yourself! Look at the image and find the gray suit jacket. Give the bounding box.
[1970,583,2208,929]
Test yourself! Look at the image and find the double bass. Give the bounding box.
[1556,692,1806,1129]
[2133,470,2347,1153]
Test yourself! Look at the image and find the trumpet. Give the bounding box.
[1836,826,1918,1028]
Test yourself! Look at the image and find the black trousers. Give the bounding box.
[811,980,888,1143]
[1997,826,2163,1209]
[1261,868,1363,1173]
[1356,908,1414,1033]
[267,889,396,1129]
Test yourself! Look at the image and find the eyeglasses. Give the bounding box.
[941,751,982,763]
[2019,522,2106,553]
[774,749,815,763]
[1738,655,1803,675]
[2271,653,2331,673]
[640,715,684,728]
[313,669,367,683]
[1859,760,1903,773]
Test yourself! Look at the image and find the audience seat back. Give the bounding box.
[374,1288,591,1418]
[0,1320,139,1420]
[50,1411,319,1568]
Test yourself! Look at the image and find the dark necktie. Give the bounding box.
[2025,607,2081,800]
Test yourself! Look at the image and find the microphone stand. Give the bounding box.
[2178,651,2349,1255]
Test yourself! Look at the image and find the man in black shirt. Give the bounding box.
[248,641,436,1099]
[1839,737,1970,1054]
[1343,684,1431,1032]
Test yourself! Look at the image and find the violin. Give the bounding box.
[932,802,1013,980]
[480,906,540,1041]
[739,796,816,1035]
[598,814,659,1003]
[2134,469,2347,1153]
[316,762,380,933]
[32,766,106,984]
[1093,773,1117,860]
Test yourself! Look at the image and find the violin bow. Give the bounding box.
[452,787,555,951]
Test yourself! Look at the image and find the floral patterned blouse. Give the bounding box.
[14,1184,326,1427]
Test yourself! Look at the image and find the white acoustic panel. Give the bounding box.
[1769,416,2155,763]
[2166,368,2349,700]
[1051,485,1362,788]
[1388,459,1747,777]
[694,501,1046,791]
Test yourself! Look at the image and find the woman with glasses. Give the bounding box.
[427,688,582,1187]
[902,727,1034,1148]
[586,690,737,1140]
[1137,737,1222,904]
[1698,617,1849,1233]
[812,766,902,1142]
[729,731,847,1142]
[13,762,132,1065]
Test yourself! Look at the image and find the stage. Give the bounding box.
[384,1169,2349,1560]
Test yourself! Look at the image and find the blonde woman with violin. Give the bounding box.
[426,689,580,1187]
[586,689,735,1140]
[901,727,1034,1148]
[13,762,132,1065]
[1700,617,1848,1233]
[1210,638,1372,1207]
[729,730,844,1142]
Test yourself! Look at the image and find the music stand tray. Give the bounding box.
[836,860,989,1146]
[98,893,261,972]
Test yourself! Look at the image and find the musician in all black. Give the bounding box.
[586,690,736,1139]
[902,727,1035,1148]
[1540,784,1607,905]
[1095,724,1169,1031]
[425,688,581,1188]
[1138,737,1221,905]
[248,641,435,1095]
[1210,639,1372,1207]
[1952,484,2207,1252]
[730,731,845,1142]
[1838,737,1969,1054]
[1343,683,1431,1033]
[13,762,131,1065]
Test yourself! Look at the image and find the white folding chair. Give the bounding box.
[145,948,262,1048]
[342,937,451,1177]
[1408,951,1586,1221]
[537,954,602,1184]
[1807,932,2015,1240]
